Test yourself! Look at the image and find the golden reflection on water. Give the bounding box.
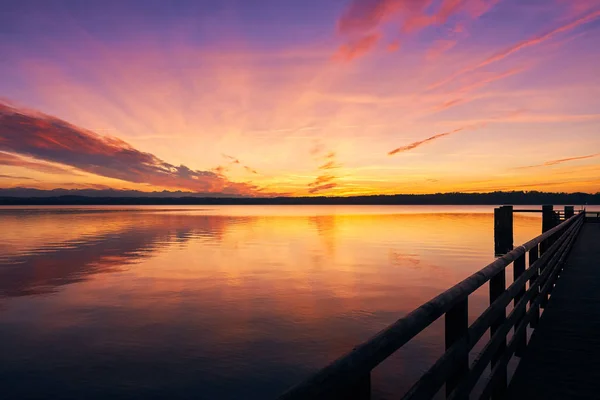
[0,206,542,399]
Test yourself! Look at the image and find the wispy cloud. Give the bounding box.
[426,39,458,60]
[0,173,37,180]
[455,66,528,93]
[515,153,600,169]
[244,165,258,174]
[308,174,335,187]
[388,127,464,155]
[0,151,79,176]
[308,150,340,193]
[222,153,259,175]
[222,154,240,164]
[308,182,337,194]
[0,103,261,195]
[334,0,498,60]
[428,9,600,90]
[333,33,381,61]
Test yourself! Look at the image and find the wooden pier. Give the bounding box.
[507,219,600,399]
[279,206,599,400]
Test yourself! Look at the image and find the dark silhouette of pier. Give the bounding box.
[508,217,600,399]
[278,207,600,400]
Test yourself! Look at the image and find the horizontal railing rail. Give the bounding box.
[279,211,585,400]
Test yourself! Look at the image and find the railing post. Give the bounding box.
[351,375,371,400]
[494,206,513,256]
[445,297,469,398]
[564,206,574,219]
[336,374,371,400]
[528,245,540,328]
[489,269,507,400]
[513,253,527,357]
[541,205,554,254]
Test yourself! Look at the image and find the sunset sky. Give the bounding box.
[1,0,599,196]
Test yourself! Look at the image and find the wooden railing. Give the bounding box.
[584,211,600,222]
[279,211,585,400]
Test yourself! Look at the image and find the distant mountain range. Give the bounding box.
[0,188,599,205]
[0,188,243,198]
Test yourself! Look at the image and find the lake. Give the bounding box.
[0,205,564,399]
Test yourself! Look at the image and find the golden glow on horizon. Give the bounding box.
[1,1,599,195]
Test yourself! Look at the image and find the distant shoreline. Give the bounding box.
[1,191,599,206]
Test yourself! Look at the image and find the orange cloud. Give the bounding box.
[388,127,464,155]
[515,153,600,169]
[222,154,240,164]
[244,166,258,174]
[0,173,37,181]
[308,182,338,194]
[309,174,335,187]
[308,149,340,194]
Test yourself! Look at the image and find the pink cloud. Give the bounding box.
[333,33,382,61]
[387,40,402,52]
[0,151,79,176]
[0,103,262,195]
[335,0,499,60]
[426,39,457,60]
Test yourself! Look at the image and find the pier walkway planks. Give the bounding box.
[507,222,600,399]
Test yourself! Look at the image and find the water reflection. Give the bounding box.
[0,206,543,399]
[0,211,238,297]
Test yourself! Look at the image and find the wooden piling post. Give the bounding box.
[529,245,540,327]
[489,269,507,399]
[514,253,527,356]
[564,206,574,219]
[494,205,513,256]
[541,205,554,254]
[542,205,555,232]
[445,298,469,397]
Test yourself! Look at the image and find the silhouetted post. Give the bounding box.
[494,206,513,256]
[513,253,527,357]
[542,205,555,232]
[541,205,554,254]
[445,298,469,397]
[528,245,540,327]
[564,206,574,219]
[337,374,371,400]
[490,269,507,400]
[351,375,371,400]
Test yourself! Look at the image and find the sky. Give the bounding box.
[0,0,599,196]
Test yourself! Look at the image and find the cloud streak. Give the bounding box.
[308,150,340,193]
[515,153,600,169]
[308,183,337,194]
[0,151,79,176]
[335,0,499,60]
[0,174,37,180]
[0,103,261,195]
[333,33,381,61]
[429,9,600,90]
[388,127,464,155]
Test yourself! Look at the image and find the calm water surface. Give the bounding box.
[0,205,556,399]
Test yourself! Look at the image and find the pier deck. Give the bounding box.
[508,222,600,399]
